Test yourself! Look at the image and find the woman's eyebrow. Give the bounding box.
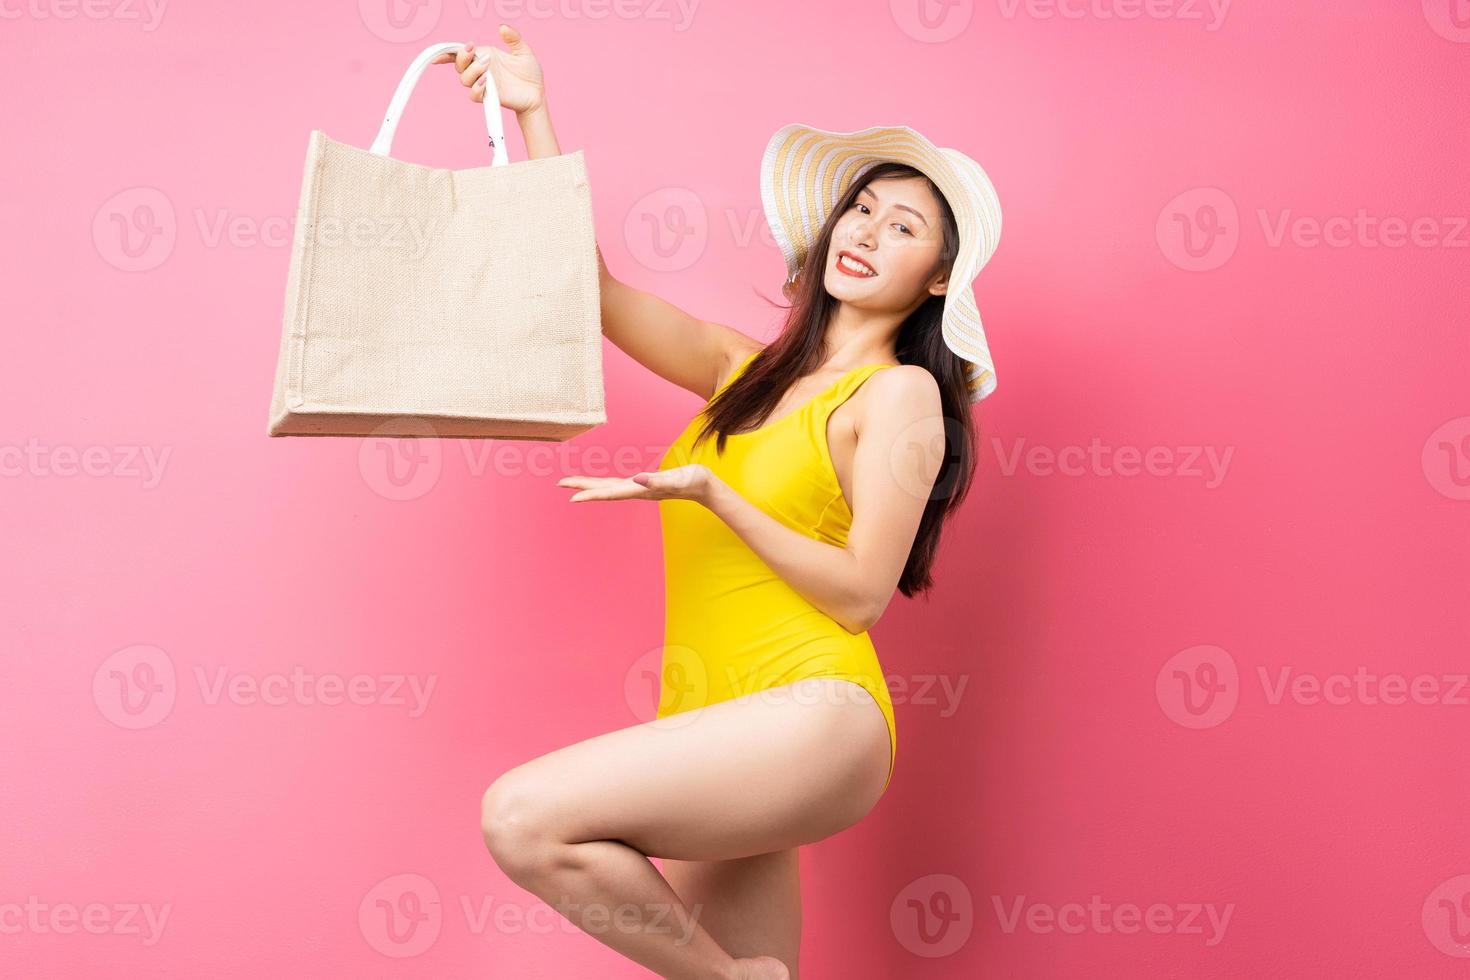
[859,185,931,228]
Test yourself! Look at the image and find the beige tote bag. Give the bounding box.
[268,41,605,440]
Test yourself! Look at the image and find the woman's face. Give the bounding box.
[822,175,949,313]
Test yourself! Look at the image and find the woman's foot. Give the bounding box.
[729,955,790,980]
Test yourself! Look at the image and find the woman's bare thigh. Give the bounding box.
[484,678,890,862]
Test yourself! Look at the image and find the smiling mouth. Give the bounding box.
[837,253,878,277]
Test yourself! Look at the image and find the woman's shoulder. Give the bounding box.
[852,363,942,429]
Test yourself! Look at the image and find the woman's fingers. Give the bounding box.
[499,22,530,54]
[461,52,491,89]
[434,40,513,106]
[434,44,479,82]
[557,476,618,489]
[558,475,657,502]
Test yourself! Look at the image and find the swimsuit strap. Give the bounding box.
[809,361,899,420]
[717,352,897,415]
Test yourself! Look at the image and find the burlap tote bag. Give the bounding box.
[268,41,605,440]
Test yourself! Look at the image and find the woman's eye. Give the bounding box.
[854,201,910,234]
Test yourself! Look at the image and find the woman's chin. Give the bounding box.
[824,275,888,308]
[824,272,875,301]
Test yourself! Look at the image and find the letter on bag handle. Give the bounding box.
[369,41,509,165]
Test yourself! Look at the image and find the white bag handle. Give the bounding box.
[369,41,508,166]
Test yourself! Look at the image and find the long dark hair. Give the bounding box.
[691,161,979,598]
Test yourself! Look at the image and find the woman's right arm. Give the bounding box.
[444,28,758,401]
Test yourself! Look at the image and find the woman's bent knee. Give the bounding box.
[480,773,563,883]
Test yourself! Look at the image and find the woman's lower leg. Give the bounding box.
[476,679,888,978]
[481,812,738,980]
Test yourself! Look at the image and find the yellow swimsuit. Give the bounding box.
[655,350,898,792]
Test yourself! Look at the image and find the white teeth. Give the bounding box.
[839,254,876,276]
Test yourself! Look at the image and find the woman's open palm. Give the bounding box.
[558,465,713,503]
[433,24,545,113]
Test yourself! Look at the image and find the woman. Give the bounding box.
[439,26,1002,980]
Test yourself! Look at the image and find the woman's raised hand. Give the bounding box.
[433,24,545,113]
[558,465,717,504]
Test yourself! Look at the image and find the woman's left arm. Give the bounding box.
[701,366,945,633]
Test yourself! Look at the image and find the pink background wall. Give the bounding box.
[4,0,1469,976]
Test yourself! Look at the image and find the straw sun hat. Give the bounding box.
[759,123,1003,402]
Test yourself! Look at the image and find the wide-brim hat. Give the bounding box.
[759,123,1003,402]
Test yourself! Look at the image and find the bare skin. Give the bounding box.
[659,849,802,973]
[446,24,945,980]
[480,678,889,980]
